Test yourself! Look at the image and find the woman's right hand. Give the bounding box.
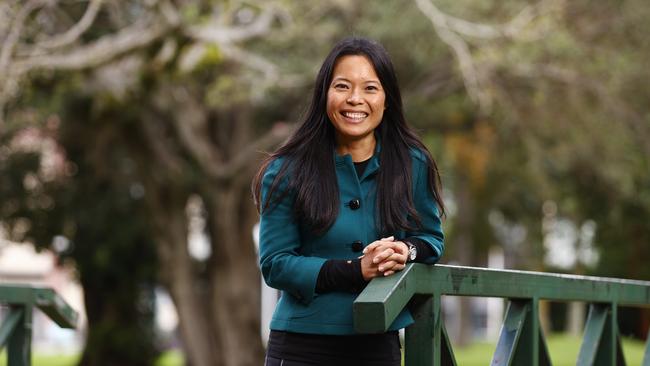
[360,236,396,280]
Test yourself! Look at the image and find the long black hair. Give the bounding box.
[253,37,445,235]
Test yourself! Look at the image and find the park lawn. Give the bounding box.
[452,333,646,366]
[0,350,182,366]
[1,334,645,365]
[0,352,79,366]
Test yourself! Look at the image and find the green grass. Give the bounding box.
[0,350,183,366]
[452,333,646,366]
[1,335,646,365]
[0,352,80,366]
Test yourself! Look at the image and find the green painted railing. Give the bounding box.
[0,285,78,366]
[354,264,650,366]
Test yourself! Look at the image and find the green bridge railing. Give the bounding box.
[0,285,78,366]
[354,264,650,366]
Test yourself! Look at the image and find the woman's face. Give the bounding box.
[327,55,386,143]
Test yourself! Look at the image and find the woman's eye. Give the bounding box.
[334,83,349,89]
[366,86,378,91]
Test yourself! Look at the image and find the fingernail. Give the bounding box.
[378,267,384,271]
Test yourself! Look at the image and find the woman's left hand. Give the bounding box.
[363,239,409,276]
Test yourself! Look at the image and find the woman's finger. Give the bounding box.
[362,242,380,254]
[378,260,397,272]
[373,248,395,263]
[364,236,395,254]
[377,252,406,265]
[382,263,406,276]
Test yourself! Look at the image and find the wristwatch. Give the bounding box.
[406,242,417,262]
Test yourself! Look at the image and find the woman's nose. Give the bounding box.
[346,91,363,105]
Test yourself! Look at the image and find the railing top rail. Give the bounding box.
[0,284,78,329]
[353,264,650,333]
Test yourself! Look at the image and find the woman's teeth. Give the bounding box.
[343,112,368,120]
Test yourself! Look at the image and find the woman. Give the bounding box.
[253,37,445,366]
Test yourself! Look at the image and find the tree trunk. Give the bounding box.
[205,178,265,366]
[144,182,224,366]
[77,262,158,366]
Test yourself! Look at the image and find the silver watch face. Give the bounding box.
[408,244,417,261]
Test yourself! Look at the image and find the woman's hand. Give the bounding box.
[360,237,409,279]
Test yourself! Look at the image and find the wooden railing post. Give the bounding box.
[405,294,436,366]
[7,305,33,366]
[405,294,456,366]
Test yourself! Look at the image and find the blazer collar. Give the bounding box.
[334,138,381,181]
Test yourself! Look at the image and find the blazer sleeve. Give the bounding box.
[405,154,445,264]
[258,158,327,304]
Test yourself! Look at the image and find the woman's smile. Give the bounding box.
[340,110,369,123]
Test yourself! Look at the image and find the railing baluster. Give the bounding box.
[491,299,529,365]
[534,299,553,366]
[405,294,456,366]
[405,294,435,366]
[7,305,32,366]
[440,318,457,366]
[490,299,551,366]
[613,304,627,366]
[0,307,24,348]
[577,303,626,366]
[578,303,608,365]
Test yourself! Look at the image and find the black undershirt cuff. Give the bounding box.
[315,237,436,294]
[315,258,367,294]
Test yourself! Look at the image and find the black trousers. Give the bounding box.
[264,356,311,366]
[264,355,400,366]
[265,330,401,366]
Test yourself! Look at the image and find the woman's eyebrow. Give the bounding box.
[331,77,351,83]
[331,77,380,84]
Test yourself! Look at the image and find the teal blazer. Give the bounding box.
[259,146,444,335]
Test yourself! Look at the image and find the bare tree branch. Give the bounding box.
[0,1,290,132]
[184,6,275,44]
[140,112,187,180]
[415,0,491,111]
[162,84,294,181]
[414,0,558,113]
[0,0,45,73]
[33,0,103,50]
[13,20,170,72]
[425,0,556,40]
[219,122,296,180]
[164,86,226,175]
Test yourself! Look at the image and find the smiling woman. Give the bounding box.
[252,37,446,365]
